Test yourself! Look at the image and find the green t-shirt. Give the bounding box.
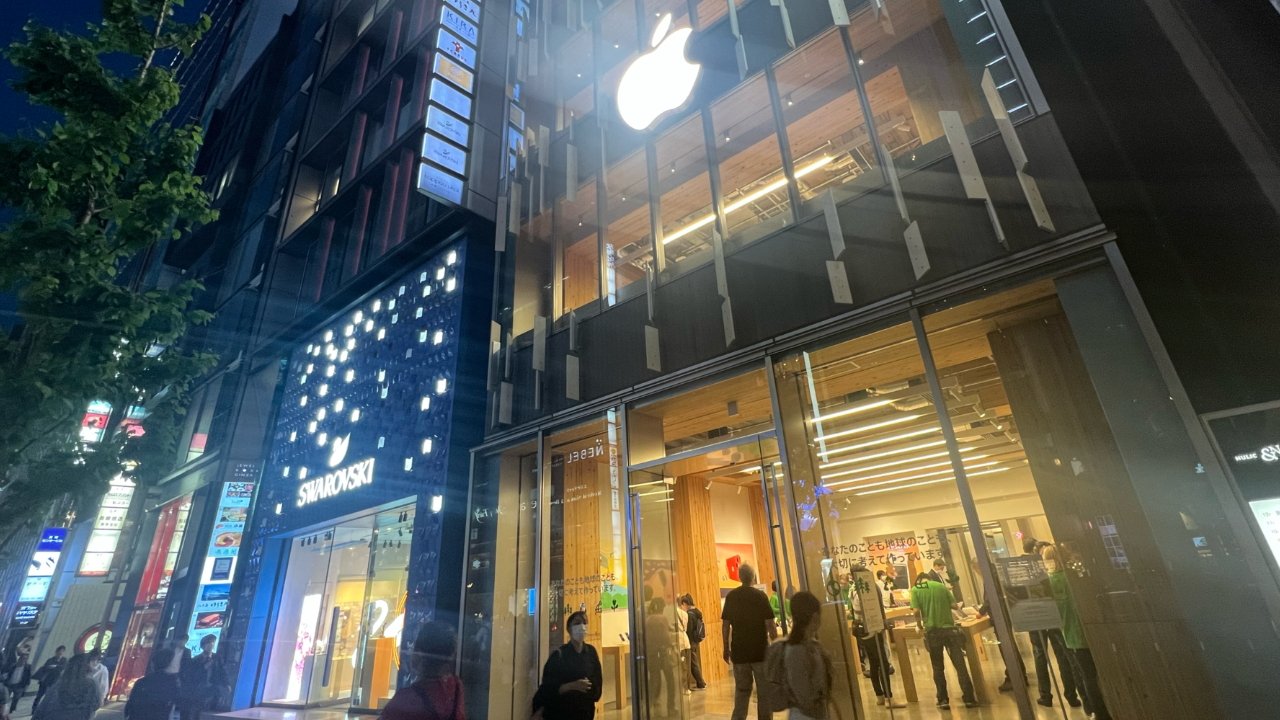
[1048,571,1087,649]
[910,579,956,630]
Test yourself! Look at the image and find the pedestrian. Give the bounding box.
[674,598,693,694]
[532,611,602,720]
[4,651,32,713]
[850,567,904,709]
[166,636,191,675]
[1,683,10,720]
[33,646,68,712]
[382,622,465,720]
[910,572,977,710]
[178,636,227,720]
[32,653,100,720]
[678,595,707,690]
[123,649,180,720]
[721,563,778,720]
[1042,545,1111,720]
[86,651,109,708]
[644,598,679,716]
[781,592,833,720]
[1012,539,1081,707]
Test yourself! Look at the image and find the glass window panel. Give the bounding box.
[641,0,692,36]
[710,74,791,247]
[557,147,600,315]
[844,0,993,169]
[598,1,640,123]
[559,29,595,125]
[773,316,1028,717]
[627,367,773,463]
[603,149,651,305]
[774,29,879,210]
[511,189,553,337]
[693,0,728,30]
[654,113,714,272]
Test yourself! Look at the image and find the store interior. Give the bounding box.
[261,504,414,710]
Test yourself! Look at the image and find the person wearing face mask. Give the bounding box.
[533,612,603,720]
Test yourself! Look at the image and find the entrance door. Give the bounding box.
[629,434,800,720]
[305,521,373,707]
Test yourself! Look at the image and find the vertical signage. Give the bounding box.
[417,0,486,206]
[80,476,138,576]
[186,481,254,651]
[8,527,67,629]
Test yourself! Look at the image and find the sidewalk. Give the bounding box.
[7,695,124,720]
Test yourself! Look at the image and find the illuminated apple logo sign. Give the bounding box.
[617,14,701,131]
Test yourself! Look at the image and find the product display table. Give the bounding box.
[601,644,631,709]
[889,616,992,705]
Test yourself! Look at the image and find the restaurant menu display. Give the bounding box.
[186,481,254,651]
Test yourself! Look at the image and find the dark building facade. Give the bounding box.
[460,2,1280,720]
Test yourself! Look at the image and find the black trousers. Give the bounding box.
[7,685,23,713]
[1031,629,1079,701]
[924,628,975,704]
[689,643,705,688]
[857,633,894,698]
[33,683,50,711]
[1066,648,1110,720]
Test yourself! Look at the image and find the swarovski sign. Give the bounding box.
[296,457,375,508]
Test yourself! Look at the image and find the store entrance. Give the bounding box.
[628,434,801,720]
[261,503,415,712]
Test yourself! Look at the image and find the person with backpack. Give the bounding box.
[123,649,180,720]
[722,564,777,720]
[32,646,67,712]
[178,636,227,720]
[678,595,707,690]
[383,622,466,720]
[532,611,602,720]
[767,591,832,720]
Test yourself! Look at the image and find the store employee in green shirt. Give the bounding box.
[910,573,977,709]
[1042,545,1112,720]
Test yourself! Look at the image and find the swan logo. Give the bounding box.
[616,14,701,131]
[328,434,351,467]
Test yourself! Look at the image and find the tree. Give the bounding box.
[0,0,216,532]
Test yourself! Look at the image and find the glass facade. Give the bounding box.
[464,268,1235,720]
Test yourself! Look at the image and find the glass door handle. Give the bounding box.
[321,606,340,688]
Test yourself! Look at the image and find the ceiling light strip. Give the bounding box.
[853,465,1016,497]
[813,413,922,443]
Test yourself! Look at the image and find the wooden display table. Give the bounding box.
[889,616,992,705]
[601,645,631,710]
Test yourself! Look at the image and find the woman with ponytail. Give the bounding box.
[782,592,833,720]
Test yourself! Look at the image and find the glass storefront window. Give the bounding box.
[604,148,651,305]
[774,29,879,210]
[655,113,715,273]
[693,0,728,31]
[560,29,595,127]
[711,74,791,247]
[773,315,1028,718]
[261,503,414,710]
[558,147,601,315]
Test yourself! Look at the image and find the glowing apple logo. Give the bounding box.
[617,14,701,131]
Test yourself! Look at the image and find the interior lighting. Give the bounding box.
[854,466,1012,497]
[818,426,941,460]
[663,155,835,245]
[837,460,1004,493]
[819,439,948,469]
[811,398,895,424]
[813,413,922,443]
[824,454,990,487]
[822,448,955,477]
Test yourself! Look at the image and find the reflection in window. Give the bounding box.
[558,142,600,315]
[774,29,878,209]
[844,0,993,168]
[711,74,791,245]
[655,113,715,270]
[604,149,651,305]
[559,29,594,128]
[693,0,728,30]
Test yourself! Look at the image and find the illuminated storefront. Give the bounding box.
[223,240,490,712]
[462,0,1276,719]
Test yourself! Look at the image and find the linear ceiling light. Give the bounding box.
[824,454,990,488]
[811,398,895,424]
[821,449,955,478]
[819,439,949,470]
[814,413,923,444]
[818,426,942,460]
[853,465,1014,497]
[663,155,835,245]
[832,459,1003,493]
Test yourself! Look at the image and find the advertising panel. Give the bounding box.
[418,0,485,206]
[186,481,254,651]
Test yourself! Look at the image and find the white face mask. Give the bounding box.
[569,624,588,642]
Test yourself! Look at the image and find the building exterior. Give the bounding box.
[460,3,1280,720]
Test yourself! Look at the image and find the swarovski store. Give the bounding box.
[222,242,486,712]
[466,0,1279,717]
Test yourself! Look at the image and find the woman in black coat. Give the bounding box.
[532,611,603,720]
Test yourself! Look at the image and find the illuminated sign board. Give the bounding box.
[80,477,136,576]
[10,603,42,629]
[296,458,376,507]
[8,526,65,628]
[37,528,68,551]
[187,481,253,651]
[418,0,484,207]
[19,576,52,602]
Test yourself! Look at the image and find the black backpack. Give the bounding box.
[686,608,706,643]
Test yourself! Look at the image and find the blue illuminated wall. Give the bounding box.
[224,238,490,707]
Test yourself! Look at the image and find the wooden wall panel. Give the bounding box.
[561,455,604,650]
[672,476,728,683]
[748,490,777,592]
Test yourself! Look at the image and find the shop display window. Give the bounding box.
[603,148,651,304]
[711,74,791,247]
[627,367,773,462]
[654,113,715,273]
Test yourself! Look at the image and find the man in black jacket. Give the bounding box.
[31,646,66,712]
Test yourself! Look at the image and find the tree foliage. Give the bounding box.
[0,0,216,530]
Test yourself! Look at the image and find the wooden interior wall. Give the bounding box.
[560,453,604,652]
[988,315,1220,720]
[671,475,728,683]
[748,489,777,592]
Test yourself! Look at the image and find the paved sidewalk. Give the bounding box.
[7,694,125,720]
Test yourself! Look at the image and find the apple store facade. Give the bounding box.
[461,1,1280,720]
